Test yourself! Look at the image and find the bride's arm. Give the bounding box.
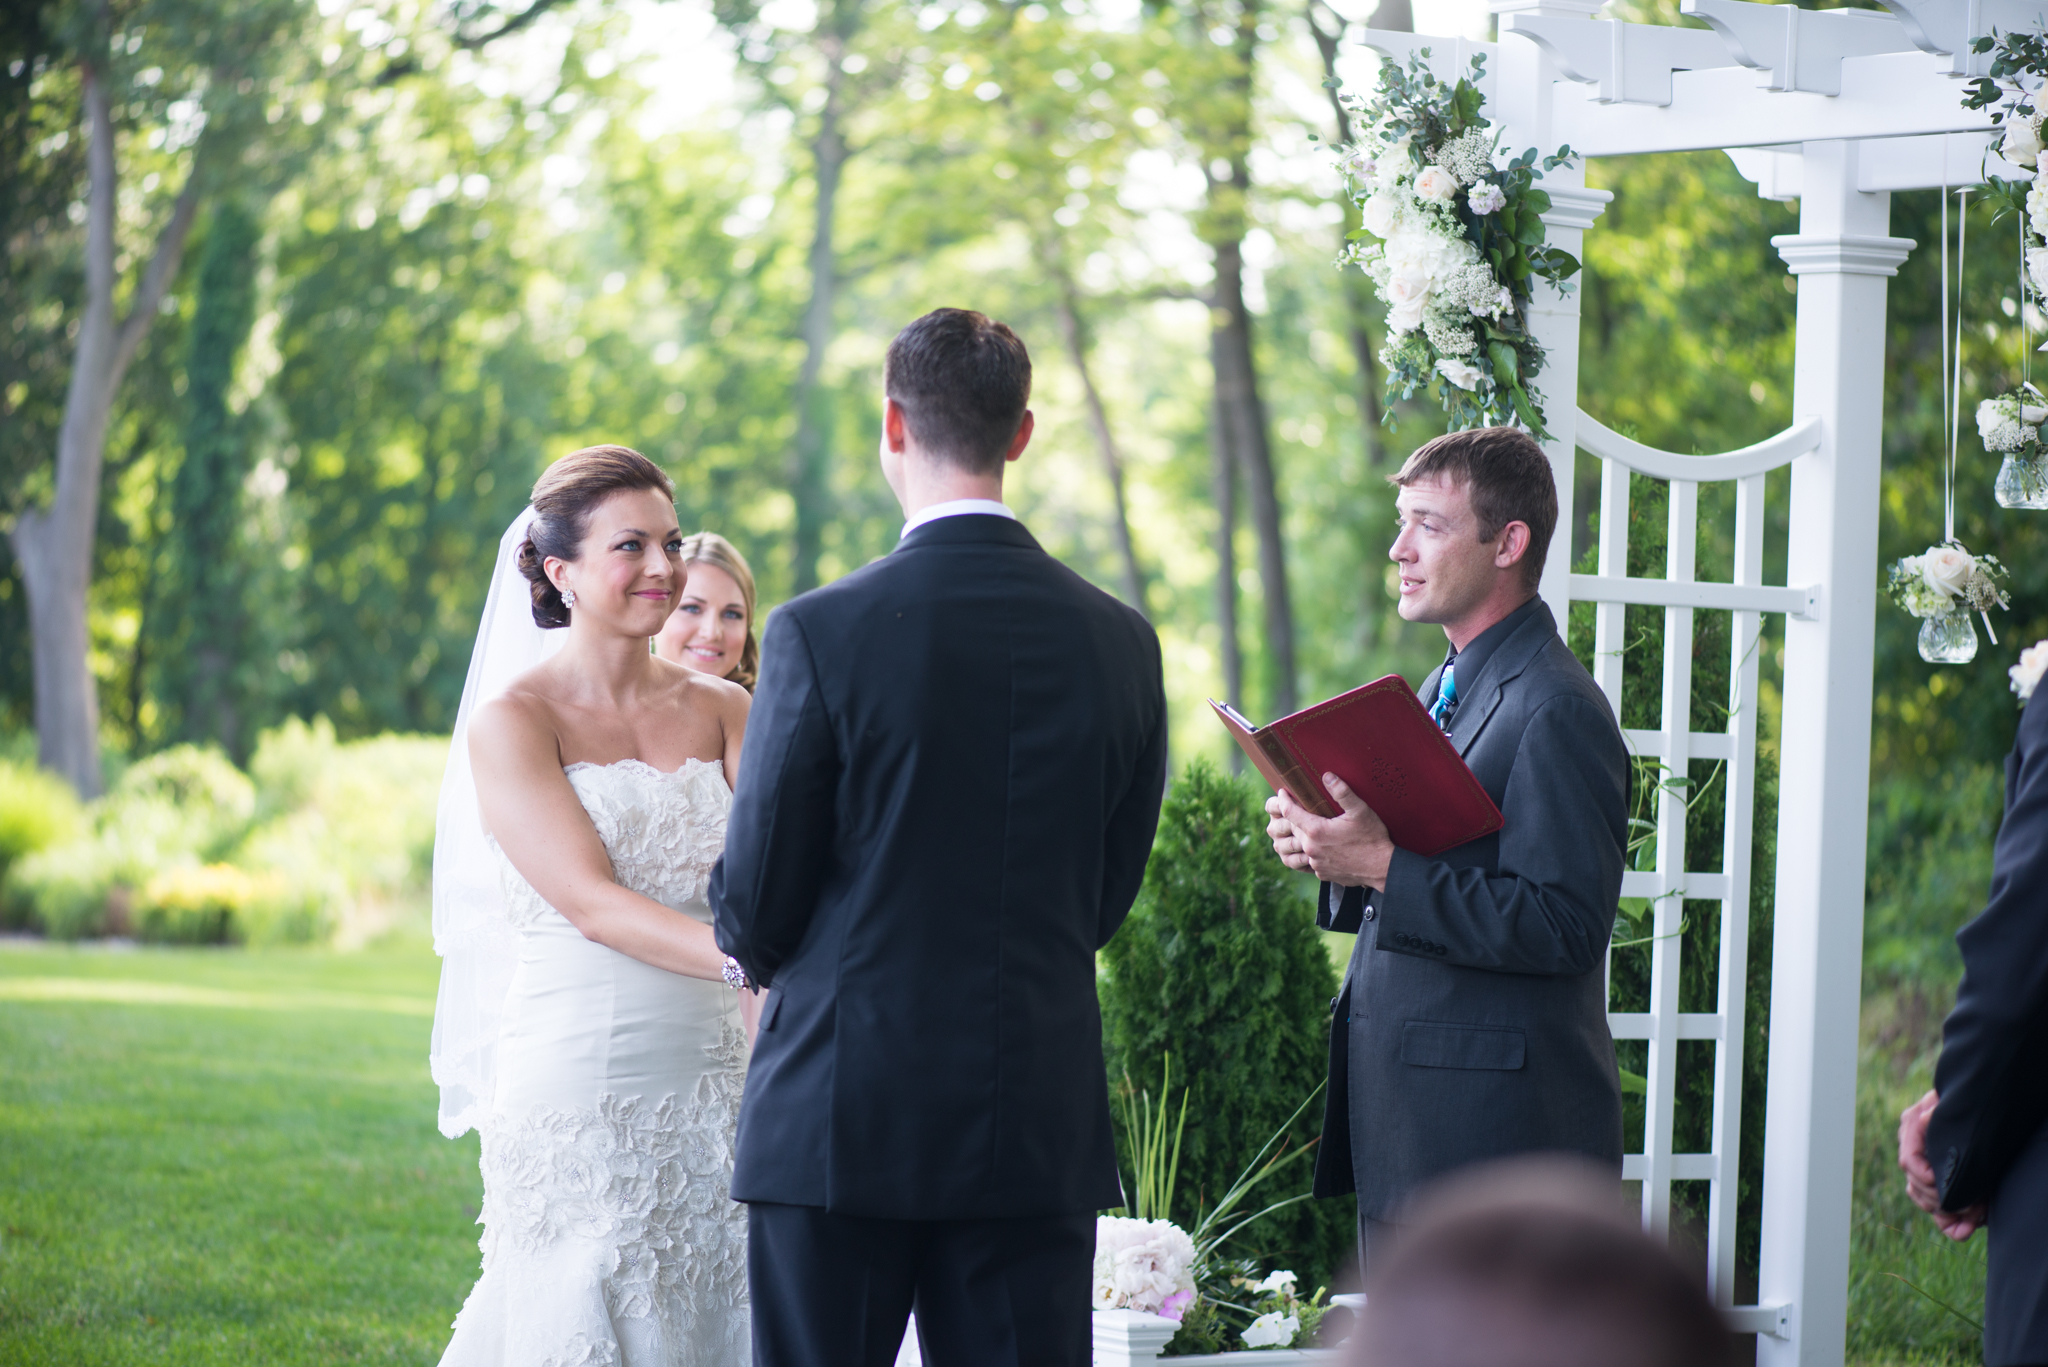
[469,694,729,982]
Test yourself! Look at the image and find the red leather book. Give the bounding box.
[1210,675,1504,857]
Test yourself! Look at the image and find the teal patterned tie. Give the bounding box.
[1430,660,1459,729]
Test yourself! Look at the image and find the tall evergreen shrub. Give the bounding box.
[1099,759,1351,1289]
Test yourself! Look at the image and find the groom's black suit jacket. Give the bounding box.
[710,514,1168,1220]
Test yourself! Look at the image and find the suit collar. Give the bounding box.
[893,513,1040,554]
[1446,598,1558,756]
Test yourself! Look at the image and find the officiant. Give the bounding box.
[1264,425,1629,1267]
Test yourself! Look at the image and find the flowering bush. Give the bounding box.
[1093,1216,1197,1320]
[1886,542,2010,620]
[1338,49,1579,438]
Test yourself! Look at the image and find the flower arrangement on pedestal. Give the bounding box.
[1886,542,2011,664]
[1336,50,1580,439]
[1093,1216,1198,1320]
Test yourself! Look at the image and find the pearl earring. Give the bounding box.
[562,589,577,609]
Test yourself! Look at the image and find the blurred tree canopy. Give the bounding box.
[0,0,2038,818]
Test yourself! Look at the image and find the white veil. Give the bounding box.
[429,507,564,1139]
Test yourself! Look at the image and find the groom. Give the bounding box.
[711,308,1169,1367]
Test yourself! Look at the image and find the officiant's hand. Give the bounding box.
[1268,773,1395,891]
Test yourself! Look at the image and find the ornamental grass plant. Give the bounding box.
[1098,759,1351,1298]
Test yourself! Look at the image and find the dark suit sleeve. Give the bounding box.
[1927,693,2048,1212]
[709,609,840,989]
[1374,693,1626,976]
[1094,636,1169,949]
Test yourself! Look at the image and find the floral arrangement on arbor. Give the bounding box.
[1887,543,2010,621]
[1093,1216,1197,1319]
[1336,50,1580,439]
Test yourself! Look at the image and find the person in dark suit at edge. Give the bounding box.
[1898,656,2048,1367]
[1263,425,1629,1268]
[709,307,1169,1367]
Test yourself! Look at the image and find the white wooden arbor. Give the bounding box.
[1363,4,2023,1363]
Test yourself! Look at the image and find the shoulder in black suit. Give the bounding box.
[709,513,1169,1221]
[1927,687,2048,1366]
[1312,598,1629,1221]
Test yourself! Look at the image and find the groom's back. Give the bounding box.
[714,512,1166,1220]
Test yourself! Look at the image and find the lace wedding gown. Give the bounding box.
[441,758,750,1367]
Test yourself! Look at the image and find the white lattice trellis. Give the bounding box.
[1577,415,1819,1315]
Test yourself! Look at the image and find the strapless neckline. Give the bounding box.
[562,755,730,790]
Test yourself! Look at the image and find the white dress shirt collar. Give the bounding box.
[899,498,1018,540]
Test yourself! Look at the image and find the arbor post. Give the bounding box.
[1760,138,1912,1367]
[1490,0,1609,618]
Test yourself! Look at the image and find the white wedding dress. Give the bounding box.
[439,757,751,1367]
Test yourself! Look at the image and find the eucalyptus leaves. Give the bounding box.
[1337,51,1579,439]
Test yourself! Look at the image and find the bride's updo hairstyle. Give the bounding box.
[517,445,675,628]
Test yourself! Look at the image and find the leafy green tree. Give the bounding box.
[1100,759,1351,1290]
[153,196,262,755]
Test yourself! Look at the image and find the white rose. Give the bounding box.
[1467,182,1507,215]
[2030,181,2048,239]
[2026,404,2048,425]
[1979,398,2012,444]
[2011,639,2048,699]
[2006,115,2044,170]
[1923,545,1975,598]
[1359,192,1400,239]
[2028,247,2048,299]
[1386,268,1431,333]
[1242,1312,1301,1348]
[1436,357,1483,390]
[1414,165,1459,203]
[1092,1278,1121,1310]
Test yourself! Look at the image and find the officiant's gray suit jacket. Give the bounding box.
[1314,597,1627,1221]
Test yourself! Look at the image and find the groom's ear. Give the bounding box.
[1004,410,1035,464]
[882,397,911,453]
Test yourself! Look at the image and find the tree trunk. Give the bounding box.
[1307,0,1386,466]
[1197,2,1296,718]
[11,54,202,794]
[787,13,850,596]
[1209,227,1297,718]
[1210,382,1242,722]
[1041,238,1149,615]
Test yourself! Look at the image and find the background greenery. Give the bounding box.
[0,0,2026,1359]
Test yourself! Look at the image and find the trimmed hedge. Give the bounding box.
[1099,759,1352,1292]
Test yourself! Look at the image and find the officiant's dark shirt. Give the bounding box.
[1428,595,1541,724]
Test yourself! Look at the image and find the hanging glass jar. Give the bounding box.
[1918,611,1980,664]
[1996,450,2048,509]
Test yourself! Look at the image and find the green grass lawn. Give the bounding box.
[0,939,1998,1365]
[0,939,482,1365]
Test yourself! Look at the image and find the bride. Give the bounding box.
[429,444,756,1367]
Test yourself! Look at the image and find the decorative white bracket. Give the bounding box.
[1682,0,1919,96]
[1873,0,2046,77]
[1502,14,1737,106]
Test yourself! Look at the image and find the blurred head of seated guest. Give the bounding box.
[1354,1156,1736,1367]
[654,531,759,691]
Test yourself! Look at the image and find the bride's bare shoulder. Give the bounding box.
[469,668,566,765]
[649,657,749,728]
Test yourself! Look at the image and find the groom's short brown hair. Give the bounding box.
[884,308,1032,475]
[1392,427,1558,590]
